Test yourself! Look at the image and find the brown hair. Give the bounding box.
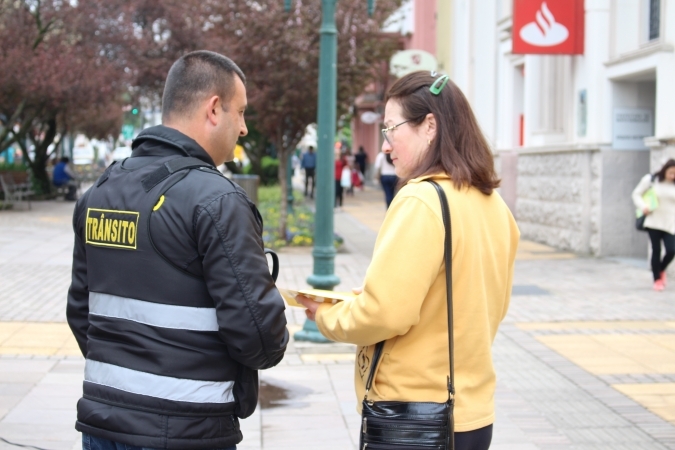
[656,159,675,183]
[385,71,500,195]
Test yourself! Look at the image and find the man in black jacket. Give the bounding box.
[66,51,289,449]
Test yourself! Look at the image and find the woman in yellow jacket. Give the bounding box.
[298,72,519,450]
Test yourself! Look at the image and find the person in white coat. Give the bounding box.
[632,159,675,291]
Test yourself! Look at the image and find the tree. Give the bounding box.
[0,0,127,193]
[211,0,402,240]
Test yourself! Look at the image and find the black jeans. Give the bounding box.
[647,228,675,281]
[304,167,315,198]
[335,179,343,207]
[456,424,493,450]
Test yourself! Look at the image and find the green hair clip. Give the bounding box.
[430,74,450,96]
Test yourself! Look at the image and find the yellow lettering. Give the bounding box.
[97,214,105,241]
[120,221,129,244]
[128,222,136,245]
[111,220,118,242]
[86,217,92,240]
[104,219,112,242]
[84,210,139,249]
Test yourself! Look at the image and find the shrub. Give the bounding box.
[259,186,313,249]
[260,156,279,185]
[0,162,29,172]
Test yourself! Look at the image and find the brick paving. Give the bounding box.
[0,187,674,449]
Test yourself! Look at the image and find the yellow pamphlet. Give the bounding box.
[278,288,357,308]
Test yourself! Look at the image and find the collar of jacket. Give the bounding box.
[407,172,451,184]
[131,125,217,167]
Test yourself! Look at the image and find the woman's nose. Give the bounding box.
[381,139,392,153]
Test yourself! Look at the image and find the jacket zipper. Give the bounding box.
[364,416,446,428]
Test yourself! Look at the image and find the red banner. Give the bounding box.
[513,0,584,54]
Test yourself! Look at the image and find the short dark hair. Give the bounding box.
[386,71,500,195]
[656,159,675,182]
[161,51,246,121]
[60,156,70,163]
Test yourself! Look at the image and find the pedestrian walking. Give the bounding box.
[66,51,289,449]
[355,145,368,177]
[341,161,353,196]
[374,150,398,208]
[632,158,675,291]
[301,146,316,198]
[335,151,346,209]
[351,161,363,191]
[297,71,519,450]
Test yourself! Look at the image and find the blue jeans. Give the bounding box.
[83,434,236,450]
[380,175,398,208]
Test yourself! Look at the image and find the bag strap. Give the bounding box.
[364,180,454,404]
[428,180,455,403]
[141,156,215,192]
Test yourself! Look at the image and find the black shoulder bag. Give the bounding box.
[359,180,455,450]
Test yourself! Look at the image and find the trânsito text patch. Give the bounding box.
[85,208,140,250]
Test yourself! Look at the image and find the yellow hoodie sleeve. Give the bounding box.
[315,188,445,346]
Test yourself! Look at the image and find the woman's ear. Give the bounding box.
[425,113,437,143]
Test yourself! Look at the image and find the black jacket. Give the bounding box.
[66,125,288,448]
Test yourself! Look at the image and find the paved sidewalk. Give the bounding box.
[0,185,674,449]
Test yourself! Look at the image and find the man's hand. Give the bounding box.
[295,295,320,321]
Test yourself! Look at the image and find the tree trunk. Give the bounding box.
[277,146,289,242]
[31,161,51,194]
[16,117,58,195]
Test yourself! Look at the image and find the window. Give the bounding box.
[649,0,660,40]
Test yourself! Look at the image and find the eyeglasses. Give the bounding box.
[381,120,411,146]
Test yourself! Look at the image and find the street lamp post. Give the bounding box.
[287,0,374,343]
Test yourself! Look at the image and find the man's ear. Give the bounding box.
[205,95,220,126]
[426,113,437,142]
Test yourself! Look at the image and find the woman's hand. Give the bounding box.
[643,207,651,216]
[352,286,364,295]
[295,295,320,321]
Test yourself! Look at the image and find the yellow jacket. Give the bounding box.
[316,174,520,432]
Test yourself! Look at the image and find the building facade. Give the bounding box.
[444,0,675,258]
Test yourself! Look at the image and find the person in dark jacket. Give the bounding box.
[53,156,79,201]
[66,50,289,450]
[301,146,316,198]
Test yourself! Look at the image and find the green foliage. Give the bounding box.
[0,162,29,172]
[259,186,313,249]
[258,185,343,250]
[260,156,279,186]
[336,114,353,148]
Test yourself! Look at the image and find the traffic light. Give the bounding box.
[131,108,139,115]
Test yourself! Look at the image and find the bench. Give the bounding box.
[0,174,34,210]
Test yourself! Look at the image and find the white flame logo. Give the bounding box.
[519,2,569,47]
